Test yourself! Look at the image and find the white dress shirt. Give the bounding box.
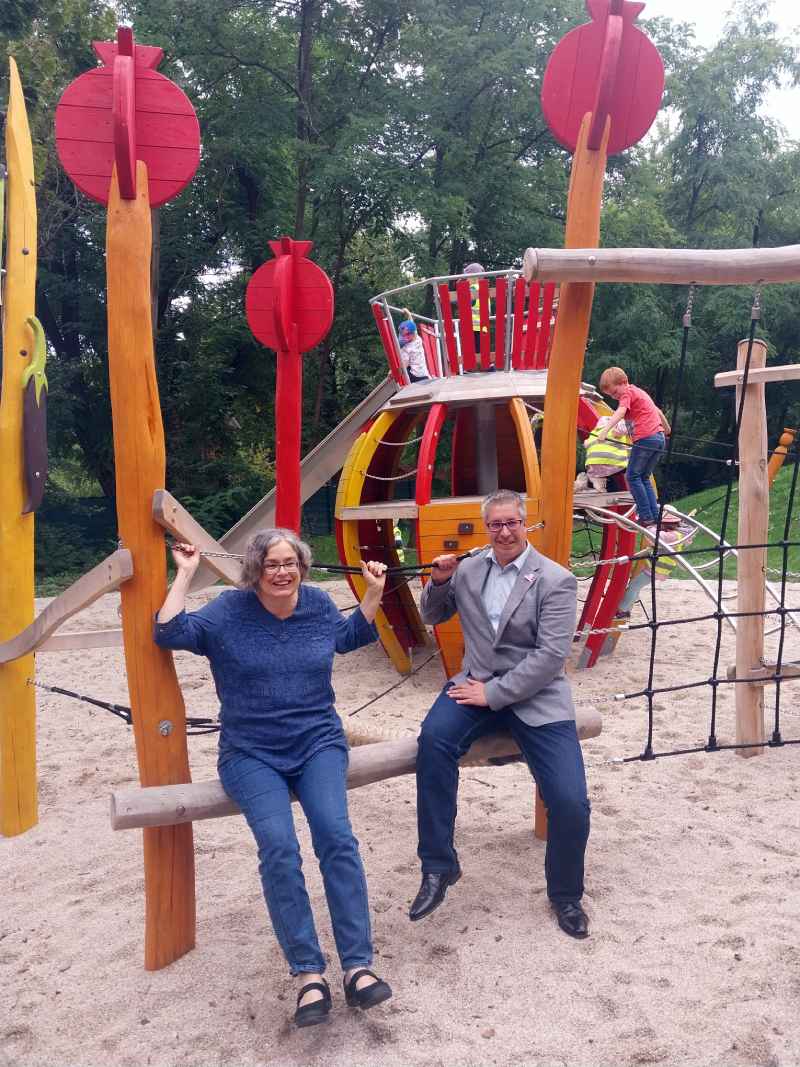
[481,542,532,633]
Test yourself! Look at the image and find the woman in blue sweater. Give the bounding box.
[155,529,392,1027]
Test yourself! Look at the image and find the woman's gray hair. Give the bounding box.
[238,528,313,590]
[481,489,526,523]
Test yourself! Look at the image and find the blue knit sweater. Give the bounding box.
[153,584,378,774]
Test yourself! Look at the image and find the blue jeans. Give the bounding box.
[416,686,590,903]
[626,432,665,524]
[219,746,373,975]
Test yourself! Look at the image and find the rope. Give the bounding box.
[375,434,425,447]
[27,679,220,735]
[360,468,418,481]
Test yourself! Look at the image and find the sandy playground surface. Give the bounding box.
[3,577,800,1067]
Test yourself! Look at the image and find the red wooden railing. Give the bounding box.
[371,271,558,384]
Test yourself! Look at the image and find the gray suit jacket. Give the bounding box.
[420,546,577,727]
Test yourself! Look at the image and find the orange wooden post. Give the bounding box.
[107,163,195,968]
[535,115,609,838]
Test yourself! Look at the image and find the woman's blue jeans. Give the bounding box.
[626,432,665,524]
[219,746,373,975]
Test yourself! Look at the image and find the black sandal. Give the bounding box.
[343,968,392,1010]
[294,978,332,1028]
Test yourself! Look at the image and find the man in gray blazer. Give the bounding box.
[409,489,591,938]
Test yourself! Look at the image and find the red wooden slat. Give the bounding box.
[523,282,540,369]
[478,278,491,370]
[510,277,526,369]
[493,275,507,370]
[577,397,600,434]
[437,283,459,376]
[416,403,448,505]
[419,324,440,377]
[535,282,556,369]
[577,522,615,634]
[57,104,200,150]
[456,279,476,372]
[583,514,636,667]
[371,304,405,386]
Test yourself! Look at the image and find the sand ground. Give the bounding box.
[3,579,800,1067]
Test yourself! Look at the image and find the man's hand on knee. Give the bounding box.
[449,679,489,707]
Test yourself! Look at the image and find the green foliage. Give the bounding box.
[4,0,800,585]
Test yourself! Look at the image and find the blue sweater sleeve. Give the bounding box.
[153,592,231,656]
[329,595,379,654]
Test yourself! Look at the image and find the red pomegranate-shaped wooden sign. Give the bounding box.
[541,0,664,156]
[246,237,335,354]
[245,237,335,531]
[55,26,200,207]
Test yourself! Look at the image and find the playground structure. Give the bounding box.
[2,0,800,974]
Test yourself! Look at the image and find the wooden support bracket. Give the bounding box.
[0,550,133,664]
[152,490,241,586]
[714,364,800,389]
[726,664,800,686]
[111,708,603,830]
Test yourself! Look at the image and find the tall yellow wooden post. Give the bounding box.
[0,59,38,837]
[106,163,196,968]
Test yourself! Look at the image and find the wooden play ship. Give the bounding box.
[335,270,637,676]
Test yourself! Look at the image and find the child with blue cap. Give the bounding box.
[397,312,430,383]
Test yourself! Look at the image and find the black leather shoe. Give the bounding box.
[409,867,462,922]
[343,968,392,1010]
[551,901,590,939]
[294,979,332,1027]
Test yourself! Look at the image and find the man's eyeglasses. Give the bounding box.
[262,560,300,573]
[486,519,524,532]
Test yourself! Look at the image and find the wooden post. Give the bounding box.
[536,114,609,838]
[106,162,196,968]
[768,428,797,487]
[0,59,38,837]
[734,337,768,757]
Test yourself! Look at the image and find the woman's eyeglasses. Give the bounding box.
[262,560,300,573]
[486,519,523,532]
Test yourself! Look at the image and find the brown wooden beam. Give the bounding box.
[0,550,132,664]
[523,245,800,286]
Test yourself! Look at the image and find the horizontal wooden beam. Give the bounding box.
[0,550,133,665]
[38,629,124,653]
[714,364,800,389]
[522,245,800,286]
[726,664,800,685]
[111,708,602,830]
[152,490,241,586]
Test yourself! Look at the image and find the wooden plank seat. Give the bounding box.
[110,707,602,830]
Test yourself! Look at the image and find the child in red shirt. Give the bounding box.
[597,367,670,528]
